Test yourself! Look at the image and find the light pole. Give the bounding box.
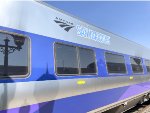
[0,34,25,76]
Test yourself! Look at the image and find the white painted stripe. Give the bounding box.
[0,1,150,59]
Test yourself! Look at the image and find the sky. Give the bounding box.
[46,1,150,49]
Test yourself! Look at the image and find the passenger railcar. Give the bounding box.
[0,1,150,113]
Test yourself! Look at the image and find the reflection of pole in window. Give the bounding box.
[0,34,25,76]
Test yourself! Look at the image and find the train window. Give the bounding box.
[145,60,150,73]
[0,31,29,77]
[130,57,143,73]
[105,52,127,74]
[55,43,79,75]
[79,48,97,74]
[55,43,97,76]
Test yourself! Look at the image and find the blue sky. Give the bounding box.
[46,1,150,49]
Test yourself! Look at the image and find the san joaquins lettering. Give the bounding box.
[76,25,111,45]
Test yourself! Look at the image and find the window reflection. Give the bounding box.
[55,43,97,75]
[0,31,29,77]
[55,43,79,75]
[145,60,150,73]
[79,48,96,74]
[130,57,143,73]
[105,52,126,74]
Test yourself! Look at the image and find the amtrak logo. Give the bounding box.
[54,17,74,32]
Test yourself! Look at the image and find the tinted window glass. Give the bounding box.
[130,57,143,73]
[145,60,150,73]
[0,32,29,77]
[55,43,79,75]
[105,52,126,74]
[79,48,97,74]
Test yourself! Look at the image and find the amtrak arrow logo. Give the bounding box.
[54,17,74,32]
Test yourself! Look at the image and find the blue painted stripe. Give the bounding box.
[0,25,148,83]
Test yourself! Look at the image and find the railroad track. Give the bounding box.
[124,100,150,113]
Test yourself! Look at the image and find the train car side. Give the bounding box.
[0,1,150,113]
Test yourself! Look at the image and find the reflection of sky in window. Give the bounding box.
[56,44,78,68]
[145,60,150,66]
[79,49,95,68]
[0,32,28,66]
[130,58,142,65]
[106,53,125,63]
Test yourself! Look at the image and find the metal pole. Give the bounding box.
[4,38,9,76]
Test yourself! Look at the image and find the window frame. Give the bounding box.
[54,42,98,76]
[0,30,31,79]
[105,52,128,75]
[145,59,150,73]
[130,56,144,74]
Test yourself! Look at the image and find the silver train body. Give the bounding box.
[0,1,150,113]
